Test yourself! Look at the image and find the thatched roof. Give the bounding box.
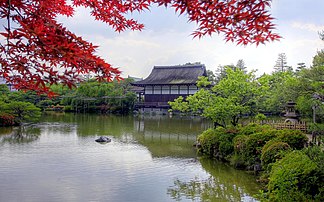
[132,64,206,86]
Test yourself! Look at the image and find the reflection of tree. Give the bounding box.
[167,157,260,201]
[0,127,13,135]
[133,115,209,158]
[41,113,133,137]
[0,125,41,144]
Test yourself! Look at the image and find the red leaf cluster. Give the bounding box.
[0,0,280,95]
[0,113,15,126]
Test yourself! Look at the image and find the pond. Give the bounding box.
[0,113,261,202]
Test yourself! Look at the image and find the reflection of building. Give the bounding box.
[132,64,207,114]
[0,77,16,91]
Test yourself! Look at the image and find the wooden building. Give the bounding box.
[132,64,207,113]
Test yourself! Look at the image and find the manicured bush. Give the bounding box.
[197,128,221,156]
[197,127,238,160]
[267,150,322,201]
[261,140,291,167]
[302,146,324,201]
[238,123,272,136]
[241,131,278,166]
[274,129,308,150]
[218,132,237,159]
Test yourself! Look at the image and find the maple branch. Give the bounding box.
[0,0,280,95]
[6,0,11,52]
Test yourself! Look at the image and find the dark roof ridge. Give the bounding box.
[154,64,205,69]
[132,64,207,86]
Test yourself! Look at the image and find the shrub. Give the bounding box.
[197,127,238,160]
[261,140,291,167]
[63,105,73,112]
[302,146,324,201]
[274,129,308,150]
[197,128,222,156]
[241,131,278,166]
[218,132,236,159]
[255,113,267,121]
[268,150,322,201]
[238,123,272,136]
[233,135,248,154]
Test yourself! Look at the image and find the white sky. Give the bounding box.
[59,0,324,78]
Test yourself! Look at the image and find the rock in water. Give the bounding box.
[95,136,111,143]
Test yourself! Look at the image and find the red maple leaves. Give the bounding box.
[0,0,280,95]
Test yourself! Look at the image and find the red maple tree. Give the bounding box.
[0,0,280,95]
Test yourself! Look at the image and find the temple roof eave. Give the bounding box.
[131,64,207,86]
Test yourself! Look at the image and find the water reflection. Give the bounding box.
[0,125,41,144]
[42,113,210,158]
[0,113,260,202]
[168,157,260,202]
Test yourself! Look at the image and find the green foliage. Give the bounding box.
[240,131,278,166]
[0,84,10,95]
[294,65,324,122]
[238,123,272,136]
[303,146,324,172]
[196,76,211,88]
[168,96,189,113]
[36,99,53,110]
[267,150,323,201]
[197,127,238,160]
[233,134,248,154]
[256,71,297,114]
[274,129,308,150]
[57,79,136,114]
[197,128,221,156]
[236,128,307,167]
[4,101,42,123]
[254,113,267,121]
[170,68,260,127]
[313,50,324,67]
[199,123,309,169]
[261,141,291,167]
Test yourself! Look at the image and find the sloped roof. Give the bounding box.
[132,64,206,86]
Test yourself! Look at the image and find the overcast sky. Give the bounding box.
[60,0,324,78]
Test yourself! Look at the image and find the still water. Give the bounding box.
[0,113,260,202]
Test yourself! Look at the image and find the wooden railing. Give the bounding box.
[255,120,307,132]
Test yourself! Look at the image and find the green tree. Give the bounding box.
[296,62,306,73]
[274,53,292,72]
[295,65,324,121]
[61,78,136,114]
[236,59,247,73]
[3,101,41,124]
[256,71,297,114]
[169,68,259,127]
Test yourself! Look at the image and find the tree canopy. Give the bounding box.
[169,68,259,128]
[0,0,280,95]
